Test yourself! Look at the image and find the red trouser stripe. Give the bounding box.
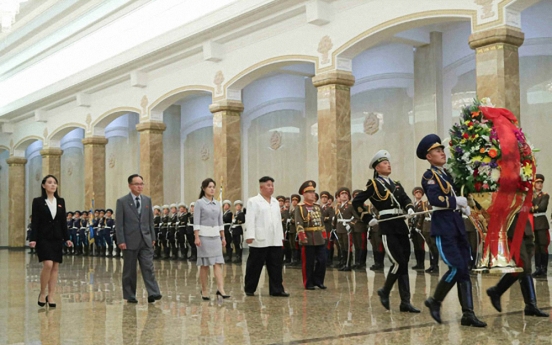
[301,246,307,288]
[361,232,367,250]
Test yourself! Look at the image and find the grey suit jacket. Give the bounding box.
[115,193,155,250]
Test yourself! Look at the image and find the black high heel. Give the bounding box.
[46,295,56,308]
[38,294,46,307]
[216,290,230,299]
[200,291,210,301]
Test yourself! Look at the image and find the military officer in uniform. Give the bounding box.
[353,150,419,313]
[278,196,292,264]
[352,189,368,270]
[232,200,246,263]
[412,190,438,273]
[333,187,354,271]
[187,202,197,261]
[410,187,426,270]
[153,205,161,259]
[93,209,103,256]
[222,200,234,262]
[532,174,549,278]
[288,194,301,267]
[69,211,81,255]
[104,209,115,257]
[64,212,73,255]
[98,209,108,257]
[168,203,179,260]
[463,212,479,271]
[320,191,335,267]
[160,205,170,260]
[295,180,327,290]
[486,214,549,317]
[80,211,90,256]
[177,203,188,261]
[416,134,486,327]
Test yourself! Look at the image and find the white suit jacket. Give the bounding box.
[245,194,284,247]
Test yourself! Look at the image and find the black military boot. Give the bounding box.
[180,247,187,261]
[326,247,333,267]
[425,253,439,274]
[486,273,518,312]
[541,253,549,276]
[154,246,160,259]
[226,250,232,264]
[233,249,242,263]
[377,272,399,310]
[359,249,368,269]
[351,249,361,269]
[424,278,455,323]
[458,280,487,327]
[339,250,352,271]
[189,247,197,261]
[398,274,420,312]
[370,252,384,272]
[163,247,170,260]
[413,250,425,270]
[519,275,549,317]
[107,245,113,257]
[172,245,178,260]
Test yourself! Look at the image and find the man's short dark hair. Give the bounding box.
[128,174,143,184]
[259,176,275,183]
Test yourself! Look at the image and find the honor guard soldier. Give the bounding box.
[352,189,368,270]
[295,181,327,290]
[104,209,115,257]
[333,187,354,271]
[63,212,72,255]
[153,205,161,259]
[532,174,549,278]
[417,134,486,327]
[80,211,90,256]
[169,204,178,260]
[69,211,81,255]
[232,200,246,263]
[187,202,197,261]
[278,196,292,264]
[160,205,170,260]
[410,187,427,270]
[412,189,438,273]
[177,203,189,261]
[320,191,335,267]
[486,213,549,317]
[222,200,234,262]
[284,197,290,211]
[288,194,301,267]
[26,215,34,254]
[352,150,419,313]
[366,203,384,271]
[93,209,102,256]
[97,209,107,257]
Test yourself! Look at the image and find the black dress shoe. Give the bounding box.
[38,294,46,307]
[377,289,390,310]
[305,286,315,290]
[315,284,327,290]
[424,297,442,323]
[486,287,502,312]
[46,296,56,308]
[200,292,210,301]
[245,292,255,296]
[399,302,420,313]
[127,298,138,304]
[216,291,231,299]
[270,292,290,297]
[148,295,162,303]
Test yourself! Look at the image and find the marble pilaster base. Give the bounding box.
[82,137,108,210]
[7,156,27,248]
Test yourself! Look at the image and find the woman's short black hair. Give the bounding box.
[41,175,60,199]
[259,176,274,183]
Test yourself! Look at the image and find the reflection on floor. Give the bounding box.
[0,250,551,345]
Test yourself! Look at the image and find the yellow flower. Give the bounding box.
[482,156,491,163]
[522,163,533,177]
[473,156,483,162]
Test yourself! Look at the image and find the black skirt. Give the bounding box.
[36,239,64,263]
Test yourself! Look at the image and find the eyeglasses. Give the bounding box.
[131,183,145,186]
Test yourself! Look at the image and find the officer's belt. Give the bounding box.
[231,224,242,228]
[462,214,469,219]
[431,206,455,211]
[424,217,431,221]
[379,208,403,216]
[223,223,232,226]
[304,226,324,231]
[534,212,547,217]
[337,217,353,223]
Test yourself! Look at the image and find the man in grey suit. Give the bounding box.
[116,174,162,304]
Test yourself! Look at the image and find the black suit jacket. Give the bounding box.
[30,197,69,242]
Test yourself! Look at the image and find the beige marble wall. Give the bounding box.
[61,146,84,210]
[8,156,27,247]
[83,137,107,210]
[40,148,63,195]
[469,27,525,120]
[210,100,243,203]
[162,105,182,204]
[26,154,42,228]
[136,121,166,206]
[0,151,9,246]
[312,71,355,194]
[183,127,214,204]
[413,31,443,185]
[304,79,319,183]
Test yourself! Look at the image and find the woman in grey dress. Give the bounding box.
[194,178,230,300]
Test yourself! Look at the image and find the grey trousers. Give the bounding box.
[122,238,161,299]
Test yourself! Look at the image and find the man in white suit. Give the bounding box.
[244,176,289,297]
[116,174,162,304]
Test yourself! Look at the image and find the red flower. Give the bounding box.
[474,181,482,192]
[473,169,479,177]
[463,133,469,139]
[449,140,452,146]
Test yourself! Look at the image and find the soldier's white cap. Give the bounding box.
[162,204,170,209]
[190,202,195,207]
[370,150,391,169]
[223,200,232,206]
[178,202,187,208]
[153,205,161,211]
[170,203,177,209]
[234,200,243,206]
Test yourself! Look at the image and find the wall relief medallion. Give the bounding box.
[475,0,495,20]
[141,95,149,117]
[108,153,116,169]
[318,35,333,64]
[214,71,224,94]
[363,112,383,135]
[85,113,92,132]
[200,144,210,161]
[269,131,283,150]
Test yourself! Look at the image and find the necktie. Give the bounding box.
[135,197,140,213]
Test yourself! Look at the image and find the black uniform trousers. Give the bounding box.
[244,246,285,295]
[301,244,326,288]
[382,232,411,275]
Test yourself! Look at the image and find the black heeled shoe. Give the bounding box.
[46,295,56,308]
[38,294,46,307]
[200,291,210,301]
[216,290,231,299]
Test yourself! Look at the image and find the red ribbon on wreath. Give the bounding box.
[479,106,533,263]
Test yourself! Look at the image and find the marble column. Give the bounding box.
[40,148,63,194]
[209,100,243,202]
[414,31,443,180]
[136,121,166,205]
[469,27,524,121]
[7,156,27,248]
[82,137,108,210]
[312,70,355,193]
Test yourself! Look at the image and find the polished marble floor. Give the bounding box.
[1,250,551,345]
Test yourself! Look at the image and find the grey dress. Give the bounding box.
[193,197,225,266]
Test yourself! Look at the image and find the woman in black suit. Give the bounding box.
[28,175,73,308]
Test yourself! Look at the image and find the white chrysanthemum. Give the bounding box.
[480,97,495,107]
[490,168,500,182]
